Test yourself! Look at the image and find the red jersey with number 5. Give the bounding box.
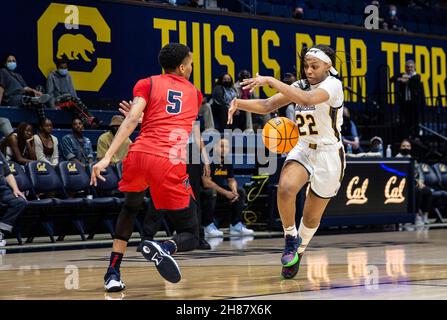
[129,73,202,161]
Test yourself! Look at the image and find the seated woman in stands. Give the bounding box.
[47,59,101,128]
[0,122,37,165]
[33,118,59,166]
[0,54,49,122]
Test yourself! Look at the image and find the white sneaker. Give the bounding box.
[229,222,254,235]
[0,232,6,247]
[204,223,224,237]
[415,215,424,228]
[423,213,430,225]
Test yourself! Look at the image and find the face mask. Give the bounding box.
[58,68,68,76]
[390,10,396,16]
[6,62,16,71]
[222,81,232,88]
[400,148,411,156]
[168,0,176,4]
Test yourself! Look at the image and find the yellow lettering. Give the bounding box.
[432,47,447,107]
[415,45,431,106]
[153,18,177,48]
[381,42,399,104]
[350,39,367,103]
[178,21,187,45]
[192,22,201,90]
[335,37,349,101]
[399,44,413,73]
[214,25,235,83]
[315,35,331,46]
[262,30,281,97]
[203,23,212,95]
[251,28,260,97]
[295,33,313,80]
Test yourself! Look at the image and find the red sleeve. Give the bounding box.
[133,78,151,103]
[197,89,203,109]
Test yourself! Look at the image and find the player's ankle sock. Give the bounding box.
[283,225,298,238]
[161,240,177,255]
[108,252,123,272]
[297,218,319,254]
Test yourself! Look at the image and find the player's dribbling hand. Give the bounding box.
[241,73,271,92]
[90,158,110,186]
[227,98,238,125]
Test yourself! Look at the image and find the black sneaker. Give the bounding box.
[141,240,181,283]
[104,267,126,292]
[281,252,304,280]
[197,238,211,250]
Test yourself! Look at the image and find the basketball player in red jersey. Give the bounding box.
[90,43,203,292]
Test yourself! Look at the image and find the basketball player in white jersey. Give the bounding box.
[228,45,345,279]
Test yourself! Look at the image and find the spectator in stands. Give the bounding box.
[0,54,49,121]
[61,118,93,166]
[1,122,37,165]
[212,73,239,132]
[396,139,434,226]
[0,150,27,247]
[369,136,384,156]
[383,4,406,31]
[201,138,254,236]
[199,97,215,130]
[33,118,59,166]
[96,115,131,164]
[390,59,425,139]
[293,6,304,19]
[0,117,13,139]
[235,70,260,130]
[395,138,412,158]
[341,107,362,153]
[47,59,100,128]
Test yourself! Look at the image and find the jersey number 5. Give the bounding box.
[166,90,183,114]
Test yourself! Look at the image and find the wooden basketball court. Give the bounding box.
[1,229,447,300]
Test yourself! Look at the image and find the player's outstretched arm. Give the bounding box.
[241,73,330,107]
[227,93,291,125]
[90,97,146,186]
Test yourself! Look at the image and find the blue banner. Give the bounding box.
[2,0,446,106]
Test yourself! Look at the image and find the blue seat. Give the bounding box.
[418,23,430,34]
[350,14,364,26]
[320,10,335,23]
[27,161,92,241]
[304,8,320,21]
[405,22,418,33]
[272,4,291,18]
[335,12,350,24]
[256,2,272,15]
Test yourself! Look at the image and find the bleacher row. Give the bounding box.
[215,0,447,36]
[4,160,137,244]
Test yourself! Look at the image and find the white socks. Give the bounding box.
[297,218,319,254]
[283,225,298,237]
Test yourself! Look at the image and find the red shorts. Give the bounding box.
[119,151,194,210]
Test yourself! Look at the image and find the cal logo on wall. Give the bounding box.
[384,176,406,204]
[346,176,369,205]
[37,3,111,91]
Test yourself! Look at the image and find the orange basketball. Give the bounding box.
[262,117,299,154]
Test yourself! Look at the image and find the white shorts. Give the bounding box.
[285,141,346,198]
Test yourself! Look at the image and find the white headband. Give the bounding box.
[305,48,338,75]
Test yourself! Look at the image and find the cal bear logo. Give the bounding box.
[56,34,95,62]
